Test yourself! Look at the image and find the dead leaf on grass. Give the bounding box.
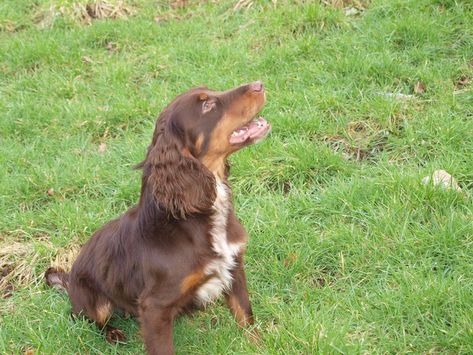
[455,75,470,89]
[414,80,426,94]
[312,276,326,288]
[1,265,14,298]
[283,253,298,267]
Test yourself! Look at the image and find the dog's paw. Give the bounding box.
[106,327,127,344]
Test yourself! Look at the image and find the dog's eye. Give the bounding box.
[202,101,213,113]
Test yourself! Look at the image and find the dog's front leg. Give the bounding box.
[225,255,254,327]
[139,298,175,355]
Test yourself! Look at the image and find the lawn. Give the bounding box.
[1,0,472,353]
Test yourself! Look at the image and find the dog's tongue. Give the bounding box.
[229,117,271,144]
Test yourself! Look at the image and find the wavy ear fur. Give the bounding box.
[141,113,216,219]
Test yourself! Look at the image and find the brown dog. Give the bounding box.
[45,81,270,354]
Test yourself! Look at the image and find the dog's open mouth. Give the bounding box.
[229,117,271,145]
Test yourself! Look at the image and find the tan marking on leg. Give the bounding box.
[227,294,251,327]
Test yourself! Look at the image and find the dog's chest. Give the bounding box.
[195,181,243,305]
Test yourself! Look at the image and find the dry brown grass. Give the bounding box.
[50,244,82,272]
[0,20,18,32]
[321,0,370,9]
[323,120,390,161]
[0,242,35,299]
[34,1,134,28]
[233,0,255,11]
[0,238,81,300]
[231,0,370,14]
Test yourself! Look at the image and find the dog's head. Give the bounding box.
[140,81,270,218]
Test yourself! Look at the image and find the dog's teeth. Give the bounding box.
[231,131,239,137]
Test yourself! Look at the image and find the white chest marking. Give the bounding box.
[196,180,243,305]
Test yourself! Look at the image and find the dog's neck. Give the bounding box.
[202,155,228,180]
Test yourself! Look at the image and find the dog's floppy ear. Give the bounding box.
[141,109,216,219]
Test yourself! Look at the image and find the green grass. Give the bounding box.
[1,0,473,353]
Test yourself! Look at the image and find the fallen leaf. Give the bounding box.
[313,277,326,287]
[98,143,107,154]
[282,181,291,194]
[414,80,426,94]
[283,253,298,267]
[456,75,470,89]
[2,283,13,299]
[47,188,55,196]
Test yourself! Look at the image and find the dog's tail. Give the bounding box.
[45,267,70,292]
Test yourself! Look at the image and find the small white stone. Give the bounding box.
[422,170,462,192]
[344,7,359,16]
